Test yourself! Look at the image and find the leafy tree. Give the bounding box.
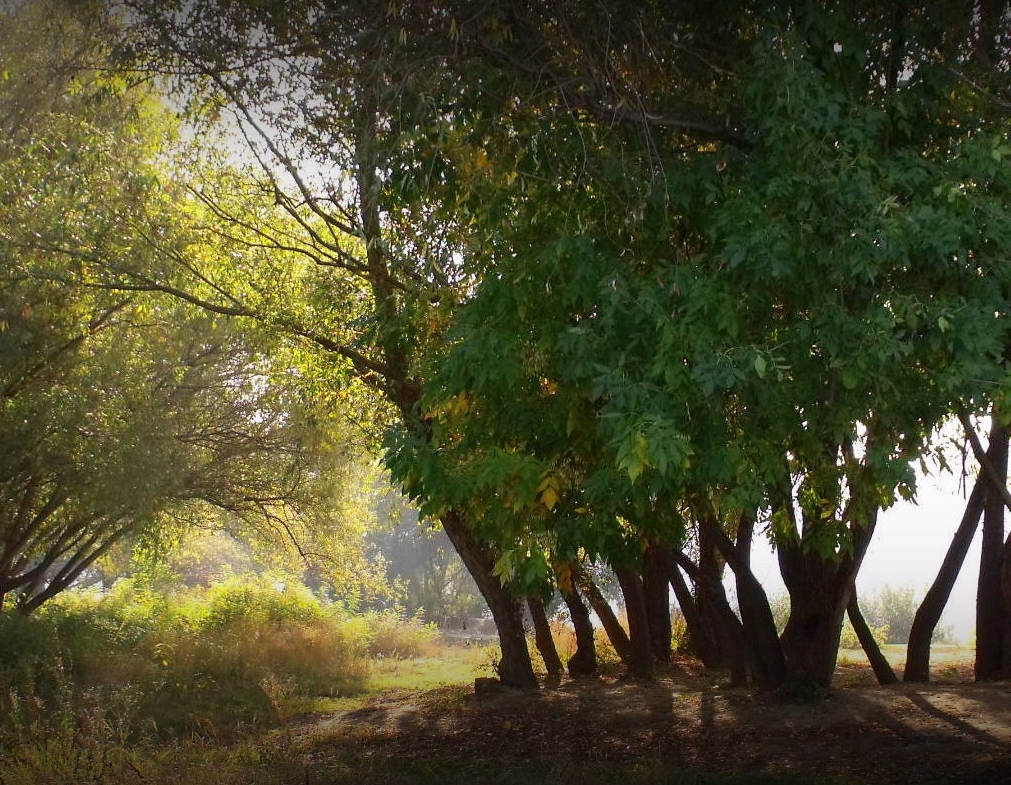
[385,1,1011,689]
[0,0,360,613]
[120,0,549,686]
[367,496,486,625]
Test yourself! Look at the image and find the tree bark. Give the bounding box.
[679,542,752,683]
[905,475,985,682]
[642,545,672,662]
[848,592,897,685]
[559,582,597,676]
[730,513,784,687]
[576,567,632,661]
[528,596,563,678]
[778,508,877,693]
[668,554,721,668]
[702,512,785,689]
[440,510,537,689]
[614,565,655,679]
[976,419,1010,681]
[1003,531,1011,676]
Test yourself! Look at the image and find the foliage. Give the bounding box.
[859,584,955,645]
[0,0,381,613]
[839,620,890,651]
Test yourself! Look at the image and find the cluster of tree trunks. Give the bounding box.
[460,407,1011,691]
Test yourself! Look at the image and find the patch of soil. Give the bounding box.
[298,663,1011,784]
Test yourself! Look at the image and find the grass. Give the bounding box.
[367,640,496,691]
[835,642,975,686]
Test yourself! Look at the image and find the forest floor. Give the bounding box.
[274,644,1011,785]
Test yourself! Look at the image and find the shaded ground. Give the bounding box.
[289,659,1011,785]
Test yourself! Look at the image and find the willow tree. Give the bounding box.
[0,0,360,613]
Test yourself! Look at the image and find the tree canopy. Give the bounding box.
[0,0,377,613]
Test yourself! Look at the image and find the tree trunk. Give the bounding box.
[614,565,655,679]
[576,567,632,661]
[702,513,785,689]
[676,546,749,685]
[440,510,537,689]
[528,596,563,678]
[848,593,897,685]
[777,509,877,693]
[976,420,1010,681]
[778,564,851,693]
[1003,531,1011,676]
[668,555,721,668]
[559,582,597,677]
[642,545,672,662]
[730,513,785,688]
[905,475,985,682]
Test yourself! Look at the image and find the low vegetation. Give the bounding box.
[0,577,441,782]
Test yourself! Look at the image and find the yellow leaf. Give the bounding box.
[540,485,559,511]
[537,474,560,510]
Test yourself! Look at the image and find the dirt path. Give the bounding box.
[298,669,1011,784]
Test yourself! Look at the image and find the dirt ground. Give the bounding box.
[298,659,1011,785]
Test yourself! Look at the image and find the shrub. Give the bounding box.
[0,577,444,742]
[839,619,889,650]
[363,610,439,658]
[201,576,325,630]
[0,612,63,692]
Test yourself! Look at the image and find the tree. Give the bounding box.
[0,0,357,613]
[383,1,1011,690]
[120,0,560,686]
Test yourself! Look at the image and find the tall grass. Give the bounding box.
[0,576,438,756]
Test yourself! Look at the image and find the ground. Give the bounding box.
[279,646,1011,785]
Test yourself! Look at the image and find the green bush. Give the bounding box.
[839,619,889,650]
[201,576,325,630]
[0,611,62,689]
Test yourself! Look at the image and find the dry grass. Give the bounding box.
[834,643,975,687]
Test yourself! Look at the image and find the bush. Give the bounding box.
[839,619,889,650]
[0,612,63,692]
[201,576,325,630]
[0,577,445,743]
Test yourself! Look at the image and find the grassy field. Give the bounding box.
[0,636,877,785]
[834,642,975,686]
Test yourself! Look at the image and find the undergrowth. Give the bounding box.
[0,577,438,784]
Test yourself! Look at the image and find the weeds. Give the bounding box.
[0,574,442,773]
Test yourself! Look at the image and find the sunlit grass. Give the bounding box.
[367,641,496,691]
[835,642,975,686]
